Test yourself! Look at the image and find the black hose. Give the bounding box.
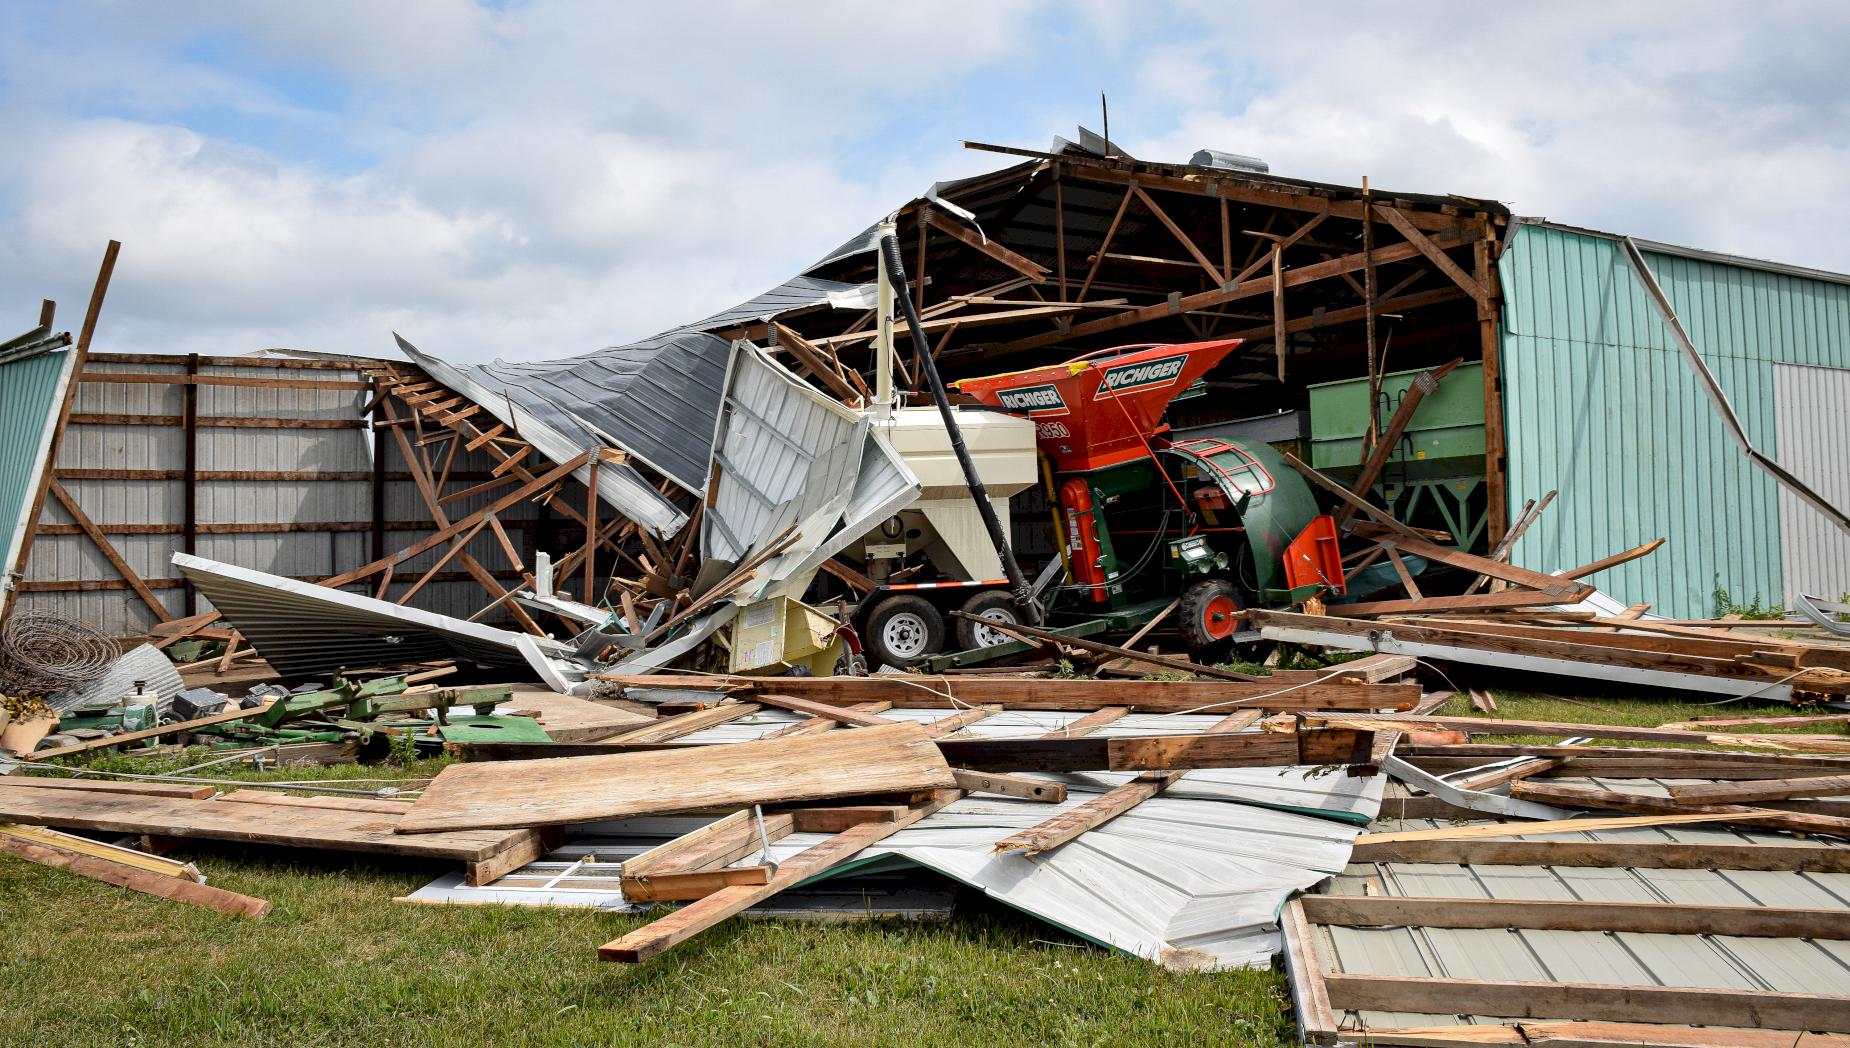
[878,231,1043,624]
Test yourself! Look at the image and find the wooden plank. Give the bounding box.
[932,728,1369,772]
[1354,812,1750,845]
[1560,537,1667,580]
[992,710,1269,856]
[751,693,892,727]
[950,769,1065,802]
[1665,775,1850,805]
[1301,893,1850,939]
[1509,780,1850,835]
[0,777,215,800]
[598,790,957,962]
[0,822,200,878]
[1372,203,1485,299]
[79,372,369,391]
[1349,837,1850,872]
[1280,897,1339,1042]
[622,809,793,880]
[1312,712,1850,752]
[958,612,1261,681]
[599,703,764,744]
[1323,973,1850,1032]
[463,829,554,887]
[0,785,530,861]
[397,721,957,833]
[593,673,1420,712]
[622,865,772,902]
[920,705,1002,738]
[24,702,277,761]
[0,834,269,917]
[1395,743,1850,769]
[923,208,1050,282]
[758,702,891,740]
[1340,360,1463,523]
[49,480,171,622]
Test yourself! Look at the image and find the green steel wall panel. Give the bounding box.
[1499,223,1850,617]
[1,347,75,600]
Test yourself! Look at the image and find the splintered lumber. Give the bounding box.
[1349,837,1850,872]
[950,769,1065,802]
[994,710,1270,856]
[1300,893,1850,939]
[1310,712,1850,753]
[397,722,956,834]
[0,777,216,800]
[951,612,1261,681]
[1508,780,1850,835]
[598,702,764,743]
[599,790,959,962]
[1666,774,1850,805]
[0,834,270,918]
[758,701,891,739]
[1322,974,1850,1033]
[593,672,1421,712]
[936,727,1372,772]
[0,783,536,861]
[23,701,275,761]
[0,821,201,879]
[1353,812,1751,845]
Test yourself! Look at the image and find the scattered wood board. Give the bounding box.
[397,721,956,834]
[0,783,537,861]
[0,834,269,918]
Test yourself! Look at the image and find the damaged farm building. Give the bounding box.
[3,132,1850,1045]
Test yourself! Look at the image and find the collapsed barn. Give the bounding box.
[4,134,1850,1046]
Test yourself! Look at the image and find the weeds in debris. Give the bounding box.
[387,728,419,768]
[1050,659,1092,679]
[1711,578,1786,620]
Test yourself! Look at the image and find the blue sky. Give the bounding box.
[1,2,1845,362]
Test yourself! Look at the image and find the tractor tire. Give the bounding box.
[863,594,945,670]
[954,590,1023,651]
[1179,578,1244,659]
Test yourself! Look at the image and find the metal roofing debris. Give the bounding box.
[172,552,579,682]
[45,643,184,714]
[393,335,689,538]
[702,339,920,598]
[412,704,1386,970]
[0,331,75,607]
[679,274,875,334]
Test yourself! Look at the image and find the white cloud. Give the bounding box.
[0,1,1845,362]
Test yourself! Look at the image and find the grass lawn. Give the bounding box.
[0,755,1297,1048]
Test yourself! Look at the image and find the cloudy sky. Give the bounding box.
[1,2,1843,363]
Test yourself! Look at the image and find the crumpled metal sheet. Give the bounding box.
[46,643,183,714]
[173,552,580,683]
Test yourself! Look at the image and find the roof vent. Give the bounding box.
[1190,149,1268,174]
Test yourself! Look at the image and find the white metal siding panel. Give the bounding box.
[1775,363,1850,604]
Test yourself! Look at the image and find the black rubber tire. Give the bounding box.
[1178,578,1244,659]
[954,589,1023,651]
[862,594,946,670]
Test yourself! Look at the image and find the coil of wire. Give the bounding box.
[0,611,118,695]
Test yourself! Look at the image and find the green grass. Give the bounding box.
[0,753,1296,1048]
[1429,684,1850,747]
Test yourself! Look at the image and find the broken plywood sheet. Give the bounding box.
[397,721,957,833]
[0,784,536,862]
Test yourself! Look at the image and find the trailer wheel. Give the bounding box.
[955,590,1022,651]
[863,594,945,670]
[1179,578,1244,659]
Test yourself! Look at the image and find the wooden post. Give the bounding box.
[1054,168,1067,302]
[583,455,600,605]
[38,299,55,328]
[369,378,386,565]
[1362,177,1379,449]
[1477,217,1508,547]
[1272,244,1287,382]
[182,352,199,617]
[5,241,119,622]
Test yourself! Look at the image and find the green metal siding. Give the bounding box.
[1,346,74,597]
[1499,223,1850,617]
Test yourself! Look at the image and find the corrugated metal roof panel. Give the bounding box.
[1774,362,1850,604]
[1500,222,1850,616]
[0,338,74,605]
[173,552,574,682]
